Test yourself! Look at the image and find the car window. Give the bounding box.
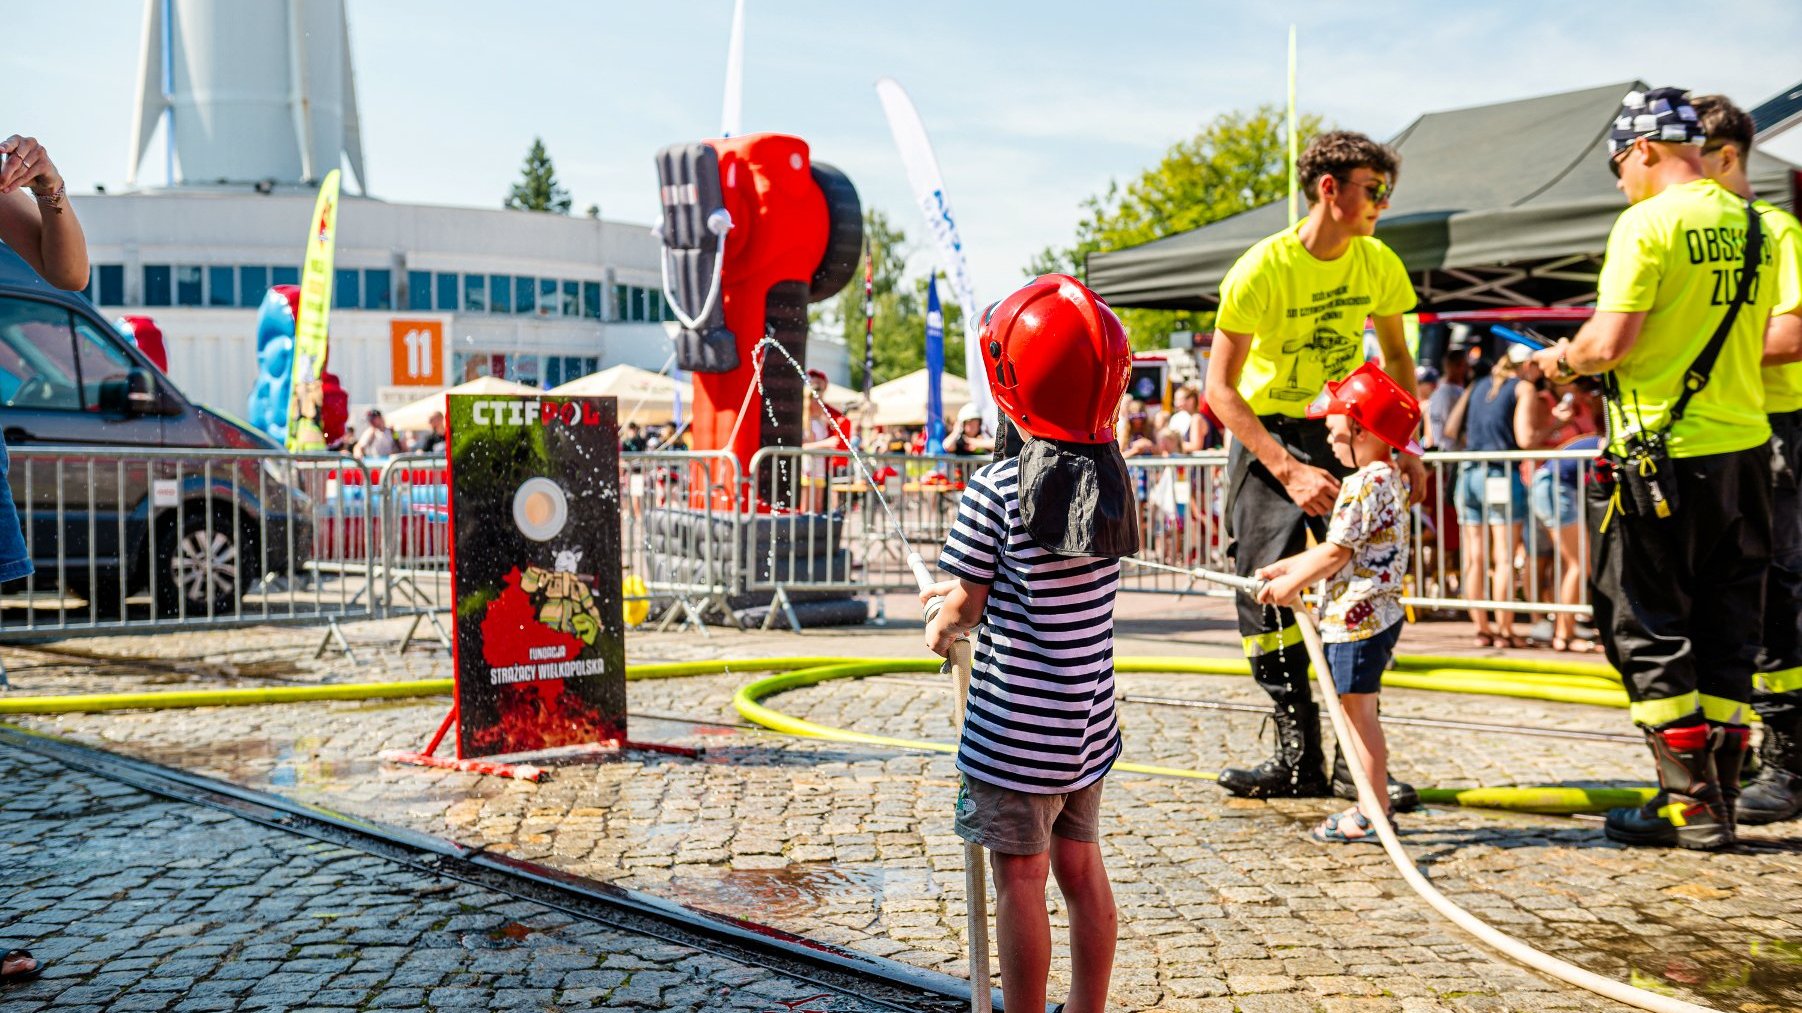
[0,297,81,410]
[72,316,137,412]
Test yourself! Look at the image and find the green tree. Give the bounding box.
[822,209,965,391]
[505,137,573,214]
[1033,105,1322,350]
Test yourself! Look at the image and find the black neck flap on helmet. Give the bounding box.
[1015,435,1141,560]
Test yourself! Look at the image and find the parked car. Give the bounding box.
[0,243,311,617]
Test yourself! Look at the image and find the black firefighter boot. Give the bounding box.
[1218,701,1331,798]
[1603,724,1730,850]
[1331,746,1420,813]
[1711,724,1751,840]
[1738,712,1802,825]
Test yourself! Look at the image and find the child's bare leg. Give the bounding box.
[1049,836,1116,1013]
[990,850,1051,1012]
[1340,693,1388,813]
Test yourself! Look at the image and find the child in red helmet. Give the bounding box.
[922,274,1136,1013]
[1254,362,1420,843]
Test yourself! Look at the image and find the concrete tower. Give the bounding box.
[127,0,368,193]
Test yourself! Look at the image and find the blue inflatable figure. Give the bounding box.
[247,285,301,442]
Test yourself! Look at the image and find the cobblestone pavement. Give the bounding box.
[4,601,1802,1011]
[0,745,936,1013]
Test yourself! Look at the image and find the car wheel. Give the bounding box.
[154,505,253,618]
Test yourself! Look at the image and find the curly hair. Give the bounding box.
[1691,94,1755,156]
[1298,130,1400,203]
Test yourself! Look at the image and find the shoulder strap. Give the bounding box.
[1669,199,1764,425]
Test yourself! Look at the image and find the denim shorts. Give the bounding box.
[1530,468,1580,529]
[0,440,31,583]
[1322,621,1402,695]
[1455,462,1527,526]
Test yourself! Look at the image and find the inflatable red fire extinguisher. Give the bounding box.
[655,133,861,509]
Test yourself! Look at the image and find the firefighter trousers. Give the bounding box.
[1588,446,1772,729]
[1225,416,1352,707]
[1756,409,1802,718]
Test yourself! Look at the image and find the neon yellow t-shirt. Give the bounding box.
[1217,224,1416,417]
[1756,199,1802,414]
[1596,179,1775,457]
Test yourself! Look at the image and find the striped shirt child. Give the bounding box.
[937,456,1123,794]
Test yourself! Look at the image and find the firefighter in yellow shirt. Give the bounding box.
[1533,87,1778,850]
[1693,94,1802,825]
[1206,131,1425,808]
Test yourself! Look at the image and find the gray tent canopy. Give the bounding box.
[1088,81,1800,312]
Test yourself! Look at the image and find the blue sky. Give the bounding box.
[7,1,1802,304]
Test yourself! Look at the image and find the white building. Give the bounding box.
[77,0,846,419]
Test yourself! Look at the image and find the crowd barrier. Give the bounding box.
[0,446,375,641]
[716,445,1604,623]
[0,444,1605,654]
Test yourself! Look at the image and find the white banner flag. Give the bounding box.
[874,77,992,419]
[721,0,746,137]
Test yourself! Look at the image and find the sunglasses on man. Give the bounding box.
[1335,175,1394,204]
[1608,144,1634,179]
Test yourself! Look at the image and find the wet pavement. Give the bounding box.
[3,599,1802,1011]
[0,745,937,1013]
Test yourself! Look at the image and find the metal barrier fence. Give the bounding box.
[724,445,1604,622]
[0,446,376,639]
[0,444,1605,650]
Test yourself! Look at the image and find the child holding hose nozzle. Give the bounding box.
[1255,363,1421,843]
[922,275,1138,1013]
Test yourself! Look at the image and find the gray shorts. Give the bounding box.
[954,774,1104,855]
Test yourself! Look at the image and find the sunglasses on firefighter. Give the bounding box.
[1608,144,1634,179]
[1336,175,1394,204]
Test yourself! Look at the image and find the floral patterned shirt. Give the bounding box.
[1319,460,1409,643]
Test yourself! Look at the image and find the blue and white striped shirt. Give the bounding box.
[938,457,1122,794]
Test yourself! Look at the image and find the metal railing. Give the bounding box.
[0,443,1607,647]
[0,446,374,638]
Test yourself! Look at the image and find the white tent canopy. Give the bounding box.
[551,364,690,427]
[863,369,971,427]
[385,375,540,432]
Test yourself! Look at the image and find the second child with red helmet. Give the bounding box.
[921,274,1136,1013]
[1254,362,1420,843]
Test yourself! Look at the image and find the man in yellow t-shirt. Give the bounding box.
[1205,131,1424,807]
[1533,87,1778,850]
[1693,94,1802,825]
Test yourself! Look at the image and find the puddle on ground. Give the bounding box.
[666,864,923,924]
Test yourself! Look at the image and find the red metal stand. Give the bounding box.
[380,704,699,780]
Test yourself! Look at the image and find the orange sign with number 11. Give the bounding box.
[390,319,444,386]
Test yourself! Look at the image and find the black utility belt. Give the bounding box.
[1258,414,1324,434]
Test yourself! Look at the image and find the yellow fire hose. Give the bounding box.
[0,655,1656,812]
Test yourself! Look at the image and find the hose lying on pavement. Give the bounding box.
[0,656,1656,813]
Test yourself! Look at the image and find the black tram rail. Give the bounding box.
[0,725,985,1013]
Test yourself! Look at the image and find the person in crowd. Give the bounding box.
[1528,379,1602,652]
[352,408,399,460]
[0,130,87,988]
[1117,399,1156,458]
[802,369,852,512]
[1424,345,1470,450]
[1255,363,1421,842]
[1531,87,1777,850]
[1204,129,1425,811]
[657,421,687,451]
[619,421,648,453]
[1692,93,1802,825]
[943,402,995,455]
[414,411,446,453]
[1415,366,1439,420]
[922,274,1133,1013]
[1444,344,1550,648]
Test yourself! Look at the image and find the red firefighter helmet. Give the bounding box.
[1307,361,1423,455]
[978,274,1130,443]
